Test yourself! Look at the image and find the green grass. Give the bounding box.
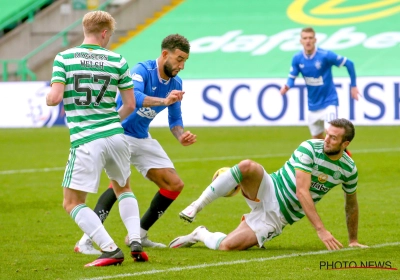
[0,126,399,280]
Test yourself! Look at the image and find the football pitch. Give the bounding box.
[0,126,399,280]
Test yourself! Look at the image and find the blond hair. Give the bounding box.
[82,11,116,35]
[301,27,315,35]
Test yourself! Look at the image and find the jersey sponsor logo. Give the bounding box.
[287,0,400,26]
[304,76,323,86]
[137,107,157,119]
[311,181,329,192]
[74,52,108,60]
[132,73,143,82]
[318,173,328,183]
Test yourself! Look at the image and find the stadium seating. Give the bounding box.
[0,0,54,36]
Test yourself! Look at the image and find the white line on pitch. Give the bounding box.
[80,242,400,280]
[1,147,399,175]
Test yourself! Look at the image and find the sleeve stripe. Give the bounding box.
[339,57,347,67]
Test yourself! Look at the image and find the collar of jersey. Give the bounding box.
[302,47,318,60]
[79,44,105,50]
[156,58,171,85]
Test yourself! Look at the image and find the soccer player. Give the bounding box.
[46,11,148,266]
[172,119,368,251]
[280,27,361,156]
[75,34,196,254]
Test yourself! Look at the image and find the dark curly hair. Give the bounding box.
[329,118,355,142]
[161,34,190,54]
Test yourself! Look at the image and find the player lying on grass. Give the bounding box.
[170,118,368,251]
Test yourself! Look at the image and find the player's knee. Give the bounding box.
[169,177,184,192]
[62,198,74,214]
[238,159,258,175]
[218,239,236,251]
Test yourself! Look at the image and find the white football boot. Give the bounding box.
[169,226,207,248]
[179,202,201,223]
[74,239,101,255]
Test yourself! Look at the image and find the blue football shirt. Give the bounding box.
[287,48,347,111]
[117,59,184,138]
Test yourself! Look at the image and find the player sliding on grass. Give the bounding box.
[171,119,368,251]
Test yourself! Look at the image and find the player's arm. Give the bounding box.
[131,64,183,108]
[46,82,65,106]
[117,58,136,120]
[280,56,299,95]
[168,104,196,146]
[142,90,184,107]
[344,192,368,248]
[296,170,343,250]
[170,125,197,146]
[47,54,66,106]
[327,51,361,100]
[118,88,135,121]
[343,59,361,100]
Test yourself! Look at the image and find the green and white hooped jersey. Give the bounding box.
[51,44,133,148]
[271,139,358,225]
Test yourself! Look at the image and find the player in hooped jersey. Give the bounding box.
[280,27,361,156]
[46,11,147,267]
[74,34,196,254]
[172,119,367,251]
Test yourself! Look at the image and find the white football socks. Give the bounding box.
[195,165,242,210]
[71,204,117,252]
[195,227,227,250]
[118,192,141,244]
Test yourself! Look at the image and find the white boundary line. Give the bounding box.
[81,242,400,280]
[1,147,400,176]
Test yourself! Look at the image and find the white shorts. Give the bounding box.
[242,169,288,247]
[308,105,338,137]
[126,135,174,178]
[62,134,131,193]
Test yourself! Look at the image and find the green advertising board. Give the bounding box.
[115,0,400,79]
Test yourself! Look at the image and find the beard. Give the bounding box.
[163,60,176,78]
[324,146,342,156]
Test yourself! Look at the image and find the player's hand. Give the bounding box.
[165,90,185,106]
[179,130,197,146]
[349,241,368,248]
[350,87,361,101]
[317,229,343,250]
[280,85,289,95]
